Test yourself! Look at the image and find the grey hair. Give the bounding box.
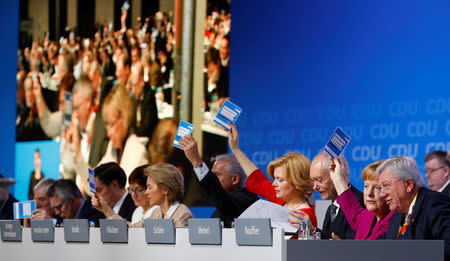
[375,156,425,187]
[311,151,349,179]
[73,74,94,101]
[47,179,82,202]
[215,154,247,187]
[33,178,56,193]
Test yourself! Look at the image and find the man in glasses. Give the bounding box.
[376,156,450,260]
[424,150,450,196]
[47,179,104,226]
[302,152,364,240]
[24,178,59,227]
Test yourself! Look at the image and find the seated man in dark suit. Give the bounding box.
[424,150,450,196]
[292,152,364,239]
[0,174,18,220]
[179,135,259,228]
[47,179,105,226]
[94,162,136,222]
[24,178,61,227]
[377,156,450,260]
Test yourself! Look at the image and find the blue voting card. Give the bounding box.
[89,168,96,194]
[213,100,242,130]
[173,121,194,149]
[13,200,36,219]
[324,127,351,158]
[64,91,72,122]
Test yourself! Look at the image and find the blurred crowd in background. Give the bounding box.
[15,4,231,207]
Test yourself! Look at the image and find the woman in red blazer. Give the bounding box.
[228,124,317,228]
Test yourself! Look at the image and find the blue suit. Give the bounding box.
[378,187,450,260]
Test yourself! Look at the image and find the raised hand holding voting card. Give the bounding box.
[324,127,351,158]
[89,168,96,194]
[173,121,194,149]
[13,200,36,219]
[213,100,242,131]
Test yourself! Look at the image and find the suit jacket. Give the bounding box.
[442,182,450,197]
[57,199,105,227]
[200,170,259,228]
[378,187,450,260]
[118,193,137,222]
[337,189,394,240]
[131,83,159,140]
[0,194,18,220]
[321,184,364,239]
[149,203,193,227]
[88,78,113,167]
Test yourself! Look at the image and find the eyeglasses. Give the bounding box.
[378,180,405,195]
[313,177,327,185]
[127,187,145,195]
[425,166,446,175]
[34,196,48,205]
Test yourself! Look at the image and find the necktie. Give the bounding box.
[330,205,338,222]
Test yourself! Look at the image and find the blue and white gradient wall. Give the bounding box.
[230,0,450,195]
[0,1,19,184]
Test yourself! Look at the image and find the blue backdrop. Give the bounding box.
[14,141,61,202]
[230,0,450,195]
[0,1,19,195]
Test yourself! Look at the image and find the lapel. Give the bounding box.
[333,207,346,225]
[443,183,450,196]
[323,204,332,229]
[399,188,426,239]
[386,212,403,239]
[118,193,131,217]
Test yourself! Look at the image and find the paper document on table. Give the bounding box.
[238,199,297,233]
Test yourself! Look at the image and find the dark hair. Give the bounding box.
[94,162,127,188]
[47,179,82,201]
[205,47,219,65]
[425,150,450,167]
[128,164,149,188]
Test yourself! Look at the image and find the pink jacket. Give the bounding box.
[337,189,394,240]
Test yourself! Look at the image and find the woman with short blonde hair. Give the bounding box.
[75,84,148,195]
[102,84,133,131]
[228,125,317,229]
[267,153,314,199]
[145,163,193,227]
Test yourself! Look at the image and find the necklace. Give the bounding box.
[287,199,308,211]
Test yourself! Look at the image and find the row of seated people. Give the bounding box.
[3,126,449,253]
[2,162,192,228]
